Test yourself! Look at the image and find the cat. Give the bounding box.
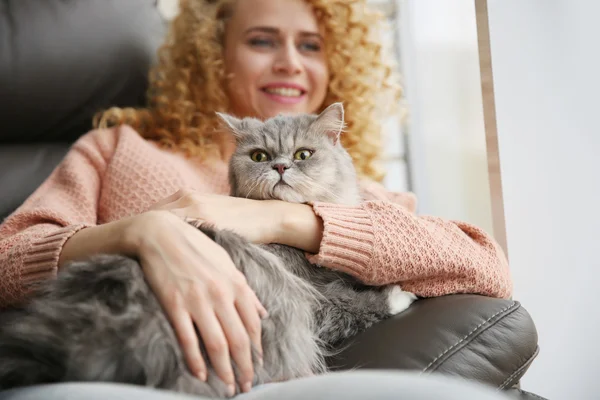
[0,103,416,397]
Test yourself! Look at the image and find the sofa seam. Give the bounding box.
[421,301,519,372]
[497,346,539,390]
[514,388,547,400]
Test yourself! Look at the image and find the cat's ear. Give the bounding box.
[312,102,345,145]
[216,112,245,141]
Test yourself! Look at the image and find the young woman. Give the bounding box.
[0,0,511,396]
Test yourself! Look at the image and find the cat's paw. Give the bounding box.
[385,285,417,315]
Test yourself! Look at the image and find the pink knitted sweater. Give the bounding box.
[0,126,512,308]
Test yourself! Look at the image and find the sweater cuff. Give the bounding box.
[307,202,376,281]
[21,224,91,286]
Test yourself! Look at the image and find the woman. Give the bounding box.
[0,0,511,397]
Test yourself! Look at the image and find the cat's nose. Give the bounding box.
[273,163,289,176]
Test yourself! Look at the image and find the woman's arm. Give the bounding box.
[0,129,121,308]
[0,131,266,392]
[58,217,138,266]
[146,184,511,300]
[277,202,323,254]
[275,184,512,300]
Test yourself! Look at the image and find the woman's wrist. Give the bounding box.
[275,202,323,254]
[58,213,145,267]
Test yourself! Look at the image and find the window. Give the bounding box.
[383,0,494,233]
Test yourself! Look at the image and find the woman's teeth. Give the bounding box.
[264,87,303,97]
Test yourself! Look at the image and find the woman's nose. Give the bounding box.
[273,43,302,75]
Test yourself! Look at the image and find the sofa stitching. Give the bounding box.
[422,301,518,372]
[498,347,539,390]
[514,388,547,400]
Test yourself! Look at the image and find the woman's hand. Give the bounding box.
[126,210,268,396]
[149,189,324,253]
[150,190,284,244]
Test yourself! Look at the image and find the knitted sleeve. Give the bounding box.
[307,180,512,299]
[0,128,118,308]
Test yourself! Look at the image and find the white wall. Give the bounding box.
[157,0,179,19]
[487,1,600,398]
[398,0,494,234]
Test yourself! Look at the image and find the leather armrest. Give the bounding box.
[327,295,539,390]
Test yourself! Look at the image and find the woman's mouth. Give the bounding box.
[261,84,307,105]
[263,87,303,97]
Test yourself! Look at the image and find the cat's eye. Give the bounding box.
[250,150,269,162]
[294,149,313,161]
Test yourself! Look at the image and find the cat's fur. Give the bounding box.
[0,103,416,397]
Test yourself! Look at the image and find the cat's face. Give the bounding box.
[218,103,361,205]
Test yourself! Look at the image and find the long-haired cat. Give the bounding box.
[0,103,416,397]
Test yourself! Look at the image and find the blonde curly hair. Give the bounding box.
[94,0,402,181]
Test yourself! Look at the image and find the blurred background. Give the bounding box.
[377,0,493,239]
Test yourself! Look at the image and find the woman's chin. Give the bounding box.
[258,104,312,119]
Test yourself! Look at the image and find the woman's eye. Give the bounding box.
[248,37,275,48]
[294,149,313,161]
[251,151,269,162]
[299,41,321,52]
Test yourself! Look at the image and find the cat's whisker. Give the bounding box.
[243,178,263,199]
[301,176,345,203]
[237,180,252,194]
[258,177,273,200]
[238,176,261,197]
[284,169,342,202]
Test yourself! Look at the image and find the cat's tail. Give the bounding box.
[0,311,67,390]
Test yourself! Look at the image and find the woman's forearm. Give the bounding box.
[60,202,325,268]
[276,203,324,254]
[58,215,139,267]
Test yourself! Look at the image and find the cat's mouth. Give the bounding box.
[271,179,305,203]
[274,179,292,188]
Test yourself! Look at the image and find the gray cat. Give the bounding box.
[0,103,416,397]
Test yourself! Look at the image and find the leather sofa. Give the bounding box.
[0,1,545,399]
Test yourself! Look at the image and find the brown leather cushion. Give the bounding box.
[327,294,539,390]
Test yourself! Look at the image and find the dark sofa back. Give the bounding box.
[0,0,167,219]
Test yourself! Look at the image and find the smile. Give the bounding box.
[261,83,307,105]
[263,87,304,97]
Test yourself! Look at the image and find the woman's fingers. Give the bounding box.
[252,291,269,320]
[148,189,187,210]
[236,292,264,364]
[190,299,236,397]
[168,305,207,381]
[137,212,266,397]
[215,301,255,394]
[150,194,201,222]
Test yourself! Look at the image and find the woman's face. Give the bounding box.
[223,0,329,120]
